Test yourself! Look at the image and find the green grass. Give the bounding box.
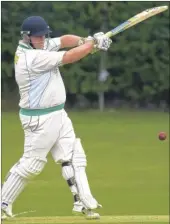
[2,110,169,224]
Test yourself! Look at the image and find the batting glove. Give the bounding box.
[93,32,112,51]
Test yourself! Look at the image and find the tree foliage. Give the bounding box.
[1,1,169,105]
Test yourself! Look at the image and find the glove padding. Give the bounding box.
[93,32,112,51]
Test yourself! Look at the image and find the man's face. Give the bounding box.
[30,36,45,49]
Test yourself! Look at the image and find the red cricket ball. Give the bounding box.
[158,132,167,141]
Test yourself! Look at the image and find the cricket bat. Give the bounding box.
[92,5,168,53]
[105,6,168,38]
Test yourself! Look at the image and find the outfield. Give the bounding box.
[1,110,169,224]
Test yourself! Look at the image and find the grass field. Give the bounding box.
[1,110,169,224]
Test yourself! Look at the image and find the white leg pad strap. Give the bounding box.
[72,138,99,210]
[62,164,79,196]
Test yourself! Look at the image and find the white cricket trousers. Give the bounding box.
[19,109,76,163]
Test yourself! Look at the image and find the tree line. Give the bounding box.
[1,1,169,107]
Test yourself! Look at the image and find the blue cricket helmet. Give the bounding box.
[21,16,50,36]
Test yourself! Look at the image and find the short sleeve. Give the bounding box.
[44,37,61,51]
[30,50,66,73]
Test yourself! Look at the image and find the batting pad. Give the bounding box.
[2,172,28,205]
[15,157,47,179]
[62,164,79,195]
[72,138,99,209]
[2,157,47,205]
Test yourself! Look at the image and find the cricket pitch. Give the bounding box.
[3,215,169,224]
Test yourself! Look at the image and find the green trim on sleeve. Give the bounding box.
[20,103,65,116]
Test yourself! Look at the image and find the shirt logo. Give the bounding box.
[14,54,19,64]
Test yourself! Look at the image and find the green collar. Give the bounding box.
[19,44,32,49]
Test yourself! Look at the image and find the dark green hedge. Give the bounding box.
[1,2,169,104]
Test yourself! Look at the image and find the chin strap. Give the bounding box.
[21,32,34,49]
[29,41,35,49]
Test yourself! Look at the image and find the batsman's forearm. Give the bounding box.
[62,42,94,64]
[60,35,81,48]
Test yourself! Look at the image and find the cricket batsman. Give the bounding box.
[1,16,112,220]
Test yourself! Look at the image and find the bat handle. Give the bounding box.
[104,31,113,38]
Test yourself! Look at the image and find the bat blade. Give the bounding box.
[105,5,168,38]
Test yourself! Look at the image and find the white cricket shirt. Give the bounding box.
[15,38,66,109]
